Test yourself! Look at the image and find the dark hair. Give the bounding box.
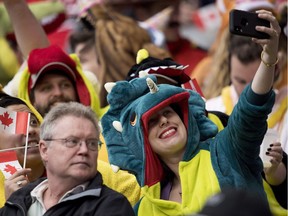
[0,92,27,108]
[228,34,262,64]
[68,22,95,53]
[69,31,95,53]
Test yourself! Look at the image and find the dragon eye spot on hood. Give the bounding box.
[130,112,137,126]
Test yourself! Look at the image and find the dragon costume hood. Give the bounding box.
[101,51,218,187]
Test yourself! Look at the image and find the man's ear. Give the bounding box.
[39,140,48,161]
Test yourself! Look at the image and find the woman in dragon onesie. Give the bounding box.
[101,10,282,216]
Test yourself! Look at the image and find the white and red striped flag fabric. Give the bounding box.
[0,107,30,135]
[0,151,22,179]
[0,107,30,178]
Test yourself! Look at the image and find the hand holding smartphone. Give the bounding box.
[229,9,270,39]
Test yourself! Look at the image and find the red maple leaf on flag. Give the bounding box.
[0,112,13,129]
[4,164,17,175]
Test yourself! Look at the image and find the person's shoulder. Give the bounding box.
[97,160,140,193]
[97,160,141,206]
[98,160,137,181]
[101,184,127,197]
[100,184,134,207]
[99,185,135,215]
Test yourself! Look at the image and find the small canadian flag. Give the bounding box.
[0,107,30,178]
[0,151,22,179]
[0,107,30,135]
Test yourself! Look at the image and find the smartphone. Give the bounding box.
[229,9,270,39]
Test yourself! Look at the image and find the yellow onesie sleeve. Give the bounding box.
[97,160,141,206]
[0,171,6,207]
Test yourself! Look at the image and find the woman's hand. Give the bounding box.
[251,10,281,95]
[4,168,31,199]
[252,10,281,64]
[264,142,286,186]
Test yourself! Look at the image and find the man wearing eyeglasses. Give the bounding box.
[0,102,135,216]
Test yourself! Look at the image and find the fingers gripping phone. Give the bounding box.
[229,9,270,39]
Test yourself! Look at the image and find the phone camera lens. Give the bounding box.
[241,18,248,26]
[235,26,242,32]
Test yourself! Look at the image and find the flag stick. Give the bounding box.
[22,114,30,169]
[0,145,39,153]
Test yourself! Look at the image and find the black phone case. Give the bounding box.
[229,9,270,39]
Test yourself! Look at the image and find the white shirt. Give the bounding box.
[28,179,87,216]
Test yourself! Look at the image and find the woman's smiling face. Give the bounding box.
[148,106,187,160]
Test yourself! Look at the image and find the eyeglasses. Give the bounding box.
[44,136,102,151]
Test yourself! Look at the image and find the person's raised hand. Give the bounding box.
[4,168,31,199]
[253,10,281,63]
[264,142,286,186]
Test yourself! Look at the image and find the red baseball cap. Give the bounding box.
[27,45,77,90]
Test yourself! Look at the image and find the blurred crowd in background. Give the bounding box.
[1,0,284,87]
[0,0,287,215]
